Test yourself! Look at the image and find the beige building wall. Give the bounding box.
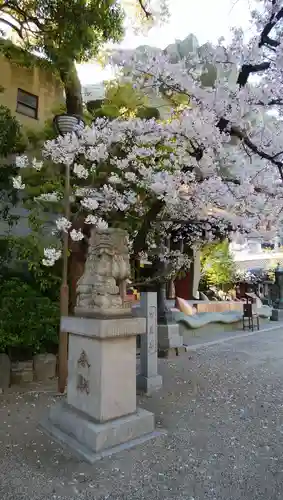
[0,53,63,129]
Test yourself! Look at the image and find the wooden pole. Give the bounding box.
[58,162,70,393]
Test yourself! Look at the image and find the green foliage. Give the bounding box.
[92,103,121,120]
[0,234,61,300]
[0,99,61,356]
[0,0,125,115]
[136,106,160,119]
[0,104,25,157]
[0,166,19,228]
[87,81,161,120]
[0,38,54,74]
[0,105,26,227]
[200,240,236,289]
[105,81,147,111]
[86,99,105,115]
[0,1,124,69]
[0,277,59,354]
[0,234,61,354]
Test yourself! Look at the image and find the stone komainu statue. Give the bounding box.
[75,228,131,317]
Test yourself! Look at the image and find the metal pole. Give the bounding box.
[58,162,70,393]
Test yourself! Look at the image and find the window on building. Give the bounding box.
[16,89,38,119]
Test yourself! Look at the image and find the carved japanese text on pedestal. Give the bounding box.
[148,305,157,353]
[75,228,132,318]
[76,349,91,394]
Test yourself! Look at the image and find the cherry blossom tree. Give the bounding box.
[12,1,283,292]
[13,119,238,267]
[115,10,283,240]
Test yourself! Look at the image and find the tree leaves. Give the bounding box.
[201,241,236,289]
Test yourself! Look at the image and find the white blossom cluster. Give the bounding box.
[42,248,62,267]
[12,175,25,190]
[35,192,61,202]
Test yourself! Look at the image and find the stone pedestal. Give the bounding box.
[271,308,283,321]
[158,323,184,358]
[137,292,162,394]
[41,316,157,463]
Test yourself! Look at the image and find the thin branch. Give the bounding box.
[237,62,271,87]
[0,1,46,32]
[256,99,283,106]
[137,0,152,19]
[237,5,283,86]
[0,16,22,37]
[230,126,283,182]
[272,150,283,160]
[133,199,164,255]
[259,6,283,48]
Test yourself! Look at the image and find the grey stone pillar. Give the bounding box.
[137,291,163,394]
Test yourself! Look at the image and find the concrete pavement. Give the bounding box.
[1,328,283,499]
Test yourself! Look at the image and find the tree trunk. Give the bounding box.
[60,61,83,116]
[157,281,167,324]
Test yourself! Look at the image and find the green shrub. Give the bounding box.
[0,234,61,302]
[200,240,236,290]
[0,277,59,355]
[0,104,25,156]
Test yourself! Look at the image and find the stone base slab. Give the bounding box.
[271,308,283,321]
[40,401,157,463]
[158,323,183,356]
[61,316,146,339]
[136,374,163,394]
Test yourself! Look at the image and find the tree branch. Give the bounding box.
[256,98,283,106]
[230,126,283,182]
[237,5,283,87]
[259,6,283,48]
[0,16,22,38]
[0,0,46,33]
[133,199,164,255]
[137,0,152,19]
[237,62,271,87]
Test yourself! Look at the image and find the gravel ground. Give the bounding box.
[1,329,283,500]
